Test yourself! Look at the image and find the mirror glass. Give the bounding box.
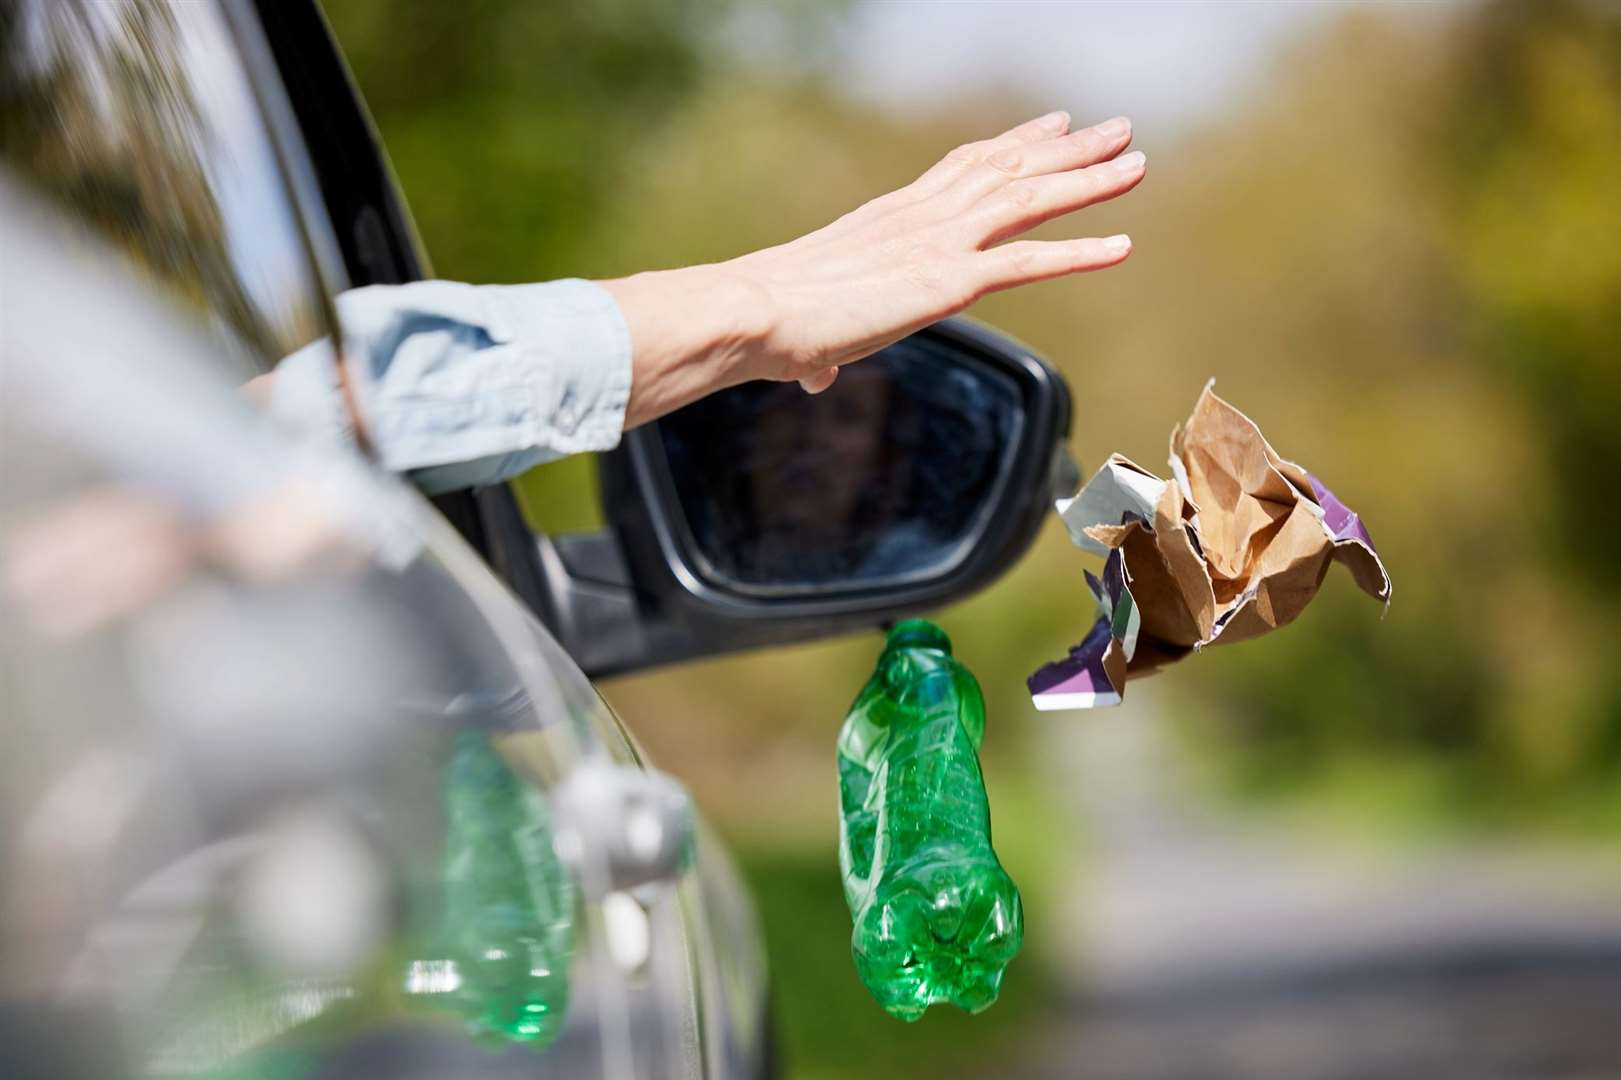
[658,337,1024,594]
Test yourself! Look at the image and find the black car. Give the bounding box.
[0,1,1072,1077]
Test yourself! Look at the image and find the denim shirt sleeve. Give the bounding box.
[268,278,632,495]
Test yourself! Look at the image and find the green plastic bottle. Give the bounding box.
[838,620,1023,1021]
[408,730,575,1047]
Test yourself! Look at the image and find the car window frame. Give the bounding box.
[237,0,541,566]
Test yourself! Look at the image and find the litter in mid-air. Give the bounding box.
[1029,382,1391,711]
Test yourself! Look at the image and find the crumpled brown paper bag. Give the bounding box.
[1027,382,1390,710]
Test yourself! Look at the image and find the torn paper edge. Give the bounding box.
[1057,454,1166,556]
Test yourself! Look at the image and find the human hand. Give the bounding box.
[605,112,1144,423]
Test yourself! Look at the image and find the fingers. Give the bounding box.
[966,149,1146,247]
[790,111,1074,248]
[971,234,1133,295]
[986,109,1075,151]
[998,116,1132,176]
[799,366,839,394]
[799,113,1126,251]
[943,116,1133,208]
[909,109,1072,197]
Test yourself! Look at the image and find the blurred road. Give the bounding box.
[1008,689,1621,1079]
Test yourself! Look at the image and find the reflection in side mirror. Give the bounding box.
[658,339,1025,595]
[520,318,1073,677]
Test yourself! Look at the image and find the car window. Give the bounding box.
[0,0,333,375]
[0,175,719,1077]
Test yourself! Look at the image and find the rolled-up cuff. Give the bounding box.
[266,336,352,452]
[479,277,633,457]
[331,278,632,495]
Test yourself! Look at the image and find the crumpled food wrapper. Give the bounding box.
[1028,382,1391,710]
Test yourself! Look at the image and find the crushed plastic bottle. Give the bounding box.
[838,619,1023,1021]
[407,730,575,1047]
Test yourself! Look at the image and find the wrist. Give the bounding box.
[602,262,776,428]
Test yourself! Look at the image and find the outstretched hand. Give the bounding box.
[605,112,1144,425]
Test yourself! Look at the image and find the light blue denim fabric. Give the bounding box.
[269,278,632,494]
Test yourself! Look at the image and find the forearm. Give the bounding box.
[598,263,773,429]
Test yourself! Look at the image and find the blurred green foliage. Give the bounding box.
[1189,0,1621,823]
[1445,2,1621,593]
[324,0,739,282]
[323,0,1621,1071]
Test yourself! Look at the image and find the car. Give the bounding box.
[0,1,1074,1077]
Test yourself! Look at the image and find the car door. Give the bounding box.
[0,1,768,1077]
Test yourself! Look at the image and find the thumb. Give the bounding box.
[798,367,839,394]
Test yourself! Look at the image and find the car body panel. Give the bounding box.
[0,1,769,1076]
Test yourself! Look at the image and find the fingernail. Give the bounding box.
[1040,109,1070,131]
[1097,116,1131,139]
[1104,234,1132,254]
[1118,150,1146,171]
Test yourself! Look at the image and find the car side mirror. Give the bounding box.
[516,318,1075,677]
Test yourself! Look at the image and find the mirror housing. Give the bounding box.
[517,317,1074,677]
